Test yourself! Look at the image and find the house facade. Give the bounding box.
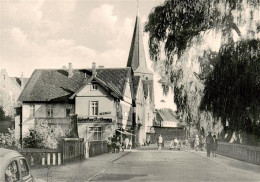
[0,69,28,117]
[18,14,155,146]
[154,109,185,141]
[18,66,133,142]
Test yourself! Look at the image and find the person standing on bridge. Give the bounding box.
[194,135,200,151]
[212,135,218,157]
[158,135,163,150]
[125,137,129,149]
[206,132,213,157]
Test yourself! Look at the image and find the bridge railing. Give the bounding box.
[217,142,260,165]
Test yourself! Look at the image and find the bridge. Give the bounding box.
[31,143,260,182]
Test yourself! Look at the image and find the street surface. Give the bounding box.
[32,144,260,182]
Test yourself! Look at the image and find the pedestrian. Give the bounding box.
[173,137,179,149]
[200,136,206,151]
[212,135,218,157]
[206,132,213,157]
[194,135,199,151]
[125,137,129,149]
[158,135,163,150]
[111,135,117,153]
[116,137,121,153]
[129,139,132,150]
[107,137,112,153]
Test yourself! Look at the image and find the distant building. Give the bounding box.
[155,109,179,128]
[0,69,28,117]
[154,109,186,141]
[18,14,155,146]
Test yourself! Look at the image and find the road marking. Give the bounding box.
[86,169,106,182]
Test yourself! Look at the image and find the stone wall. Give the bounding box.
[154,127,186,141]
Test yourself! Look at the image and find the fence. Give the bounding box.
[17,148,63,167]
[17,138,85,167]
[62,138,85,163]
[89,141,107,157]
[217,142,260,165]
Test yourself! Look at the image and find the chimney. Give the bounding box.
[68,62,73,77]
[21,72,24,89]
[92,62,97,76]
[98,65,104,69]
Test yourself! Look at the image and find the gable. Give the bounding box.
[123,80,132,103]
[136,80,144,104]
[76,82,110,97]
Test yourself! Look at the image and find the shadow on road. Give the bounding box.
[94,173,147,181]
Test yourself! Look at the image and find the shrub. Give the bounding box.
[23,121,66,149]
[0,127,20,149]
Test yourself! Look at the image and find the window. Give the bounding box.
[91,83,97,90]
[89,127,102,141]
[66,104,72,117]
[90,101,98,116]
[19,159,30,177]
[5,161,20,182]
[30,105,35,117]
[66,109,71,117]
[47,105,54,117]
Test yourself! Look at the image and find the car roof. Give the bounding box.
[0,148,24,175]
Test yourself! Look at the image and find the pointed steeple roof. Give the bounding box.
[127,15,153,75]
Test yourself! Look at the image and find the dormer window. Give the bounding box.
[91,83,97,91]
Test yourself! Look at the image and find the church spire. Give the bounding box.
[127,12,153,75]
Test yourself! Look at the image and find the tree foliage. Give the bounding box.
[0,106,12,121]
[145,0,260,137]
[201,39,260,137]
[0,106,5,121]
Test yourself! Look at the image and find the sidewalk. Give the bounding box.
[187,150,260,174]
[31,151,130,182]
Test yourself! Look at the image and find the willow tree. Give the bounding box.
[145,0,260,137]
[200,39,260,144]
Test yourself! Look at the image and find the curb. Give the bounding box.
[111,151,131,163]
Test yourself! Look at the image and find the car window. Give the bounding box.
[19,158,30,177]
[5,160,20,182]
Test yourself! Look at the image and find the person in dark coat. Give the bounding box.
[212,135,218,157]
[206,132,213,157]
[111,135,117,153]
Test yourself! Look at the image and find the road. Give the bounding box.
[32,146,260,182]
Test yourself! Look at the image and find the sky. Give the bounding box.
[0,0,176,110]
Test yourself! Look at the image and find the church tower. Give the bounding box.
[127,14,154,107]
[127,15,153,79]
[127,13,155,145]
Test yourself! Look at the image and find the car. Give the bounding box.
[0,148,34,182]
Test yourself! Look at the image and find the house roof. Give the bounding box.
[18,68,131,102]
[157,110,179,122]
